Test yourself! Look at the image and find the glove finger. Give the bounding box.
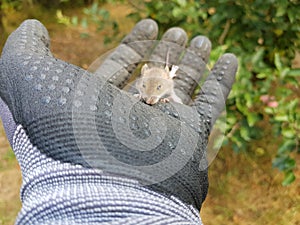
[1,19,52,57]
[192,53,238,130]
[174,36,212,104]
[122,19,159,54]
[147,27,188,67]
[93,19,158,89]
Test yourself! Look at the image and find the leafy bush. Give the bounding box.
[56,1,120,41]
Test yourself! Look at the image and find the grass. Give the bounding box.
[0,125,21,225]
[201,147,300,225]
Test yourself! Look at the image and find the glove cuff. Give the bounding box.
[13,125,203,225]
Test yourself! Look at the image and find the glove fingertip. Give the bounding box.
[189,36,212,63]
[212,53,238,92]
[122,19,158,43]
[161,27,188,46]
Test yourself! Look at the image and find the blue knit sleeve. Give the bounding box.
[13,125,203,225]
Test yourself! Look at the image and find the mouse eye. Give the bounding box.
[157,85,161,90]
[142,84,146,88]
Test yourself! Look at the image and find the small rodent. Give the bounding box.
[135,52,182,105]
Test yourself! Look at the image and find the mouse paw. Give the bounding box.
[160,98,170,103]
[134,93,141,99]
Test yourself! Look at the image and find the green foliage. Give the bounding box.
[56,1,120,41]
[0,147,16,170]
[35,0,91,8]
[1,0,23,8]
[128,0,208,37]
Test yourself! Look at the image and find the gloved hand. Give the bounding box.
[0,19,237,224]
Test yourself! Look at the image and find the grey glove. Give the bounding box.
[0,18,237,221]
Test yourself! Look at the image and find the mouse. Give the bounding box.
[135,52,182,105]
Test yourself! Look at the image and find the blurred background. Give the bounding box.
[0,0,299,224]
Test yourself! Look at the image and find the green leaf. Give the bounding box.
[240,126,251,141]
[251,48,265,68]
[274,53,283,71]
[276,4,287,17]
[83,8,90,15]
[247,113,261,127]
[284,76,299,86]
[244,92,253,108]
[91,2,99,14]
[273,155,294,171]
[288,9,296,23]
[264,107,274,114]
[71,16,78,26]
[98,9,110,20]
[279,67,290,80]
[172,7,182,18]
[127,12,142,21]
[282,129,295,139]
[231,134,246,150]
[112,21,119,32]
[287,69,300,77]
[104,36,113,45]
[236,98,249,115]
[256,73,267,79]
[80,33,89,39]
[176,0,187,7]
[222,136,229,146]
[226,116,237,125]
[56,10,71,26]
[81,18,88,29]
[278,140,296,154]
[282,171,296,186]
[274,115,289,122]
[287,99,299,110]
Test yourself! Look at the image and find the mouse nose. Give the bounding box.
[146,96,159,105]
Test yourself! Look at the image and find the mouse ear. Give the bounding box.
[169,65,179,78]
[141,64,149,74]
